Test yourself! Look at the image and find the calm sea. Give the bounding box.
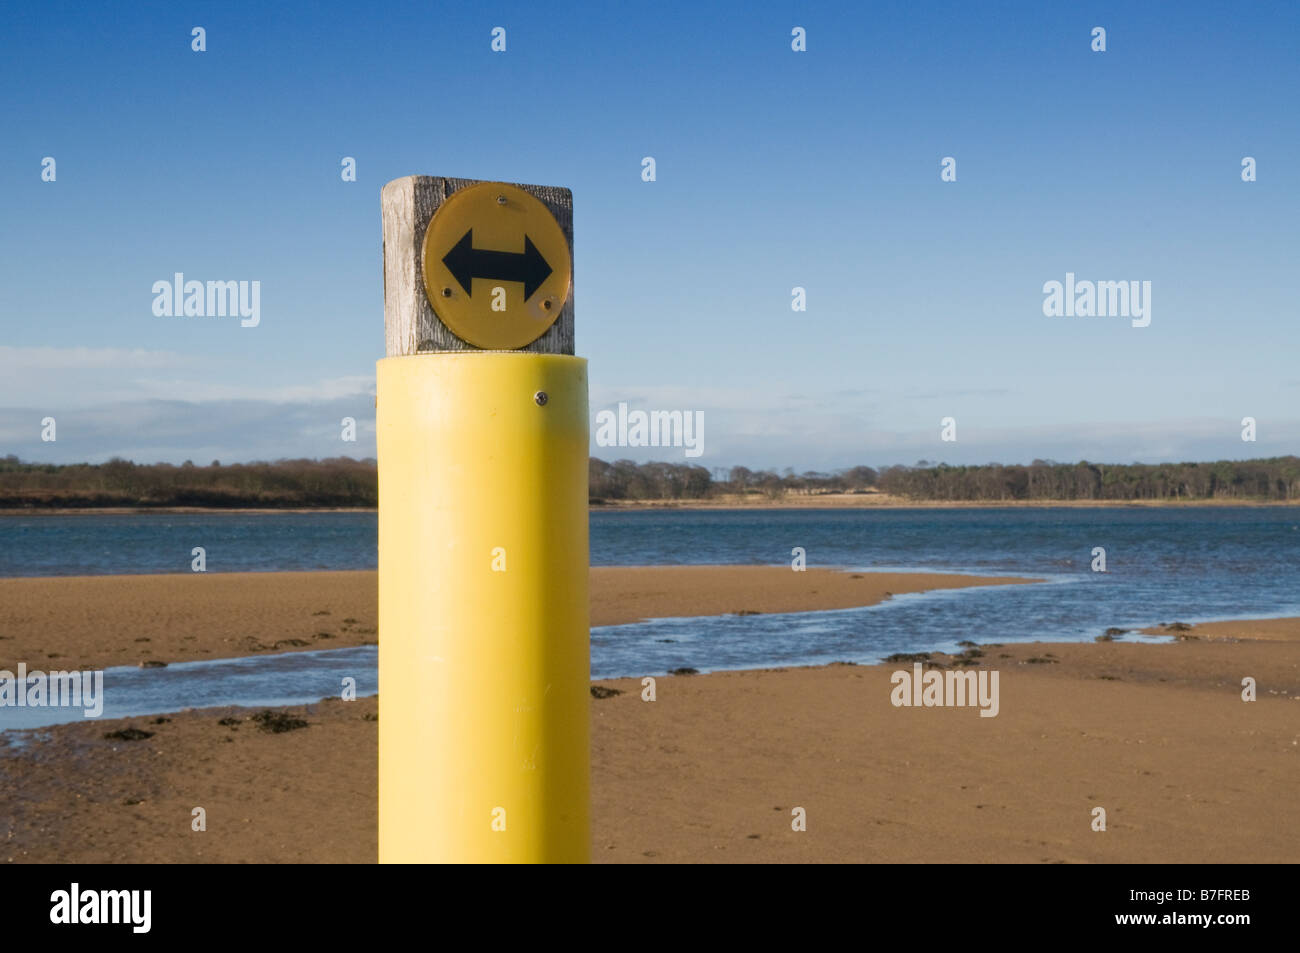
[1,508,1297,701]
[588,507,1300,676]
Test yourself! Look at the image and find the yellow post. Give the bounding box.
[377,352,590,862]
[378,176,586,863]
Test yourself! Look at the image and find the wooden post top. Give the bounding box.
[381,176,574,357]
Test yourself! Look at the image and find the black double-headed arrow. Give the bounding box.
[441,229,553,301]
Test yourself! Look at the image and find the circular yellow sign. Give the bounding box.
[421,182,572,349]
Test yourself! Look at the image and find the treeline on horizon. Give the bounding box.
[0,456,379,508]
[1,454,1297,508]
[590,457,1300,501]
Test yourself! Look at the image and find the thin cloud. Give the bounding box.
[0,346,193,370]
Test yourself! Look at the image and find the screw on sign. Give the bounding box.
[420,182,572,350]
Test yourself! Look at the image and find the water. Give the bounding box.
[589,507,1300,674]
[0,646,377,732]
[2,507,1298,728]
[0,512,377,576]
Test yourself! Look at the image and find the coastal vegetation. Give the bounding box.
[0,455,378,508]
[589,457,1300,502]
[1,454,1297,508]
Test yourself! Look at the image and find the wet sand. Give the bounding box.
[2,606,1296,863]
[0,567,1036,673]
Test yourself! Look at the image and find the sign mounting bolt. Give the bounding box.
[534,391,549,406]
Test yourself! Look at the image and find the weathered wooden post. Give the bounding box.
[377,176,589,863]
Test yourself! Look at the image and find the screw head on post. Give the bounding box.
[534,391,549,406]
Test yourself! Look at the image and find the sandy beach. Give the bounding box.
[1,570,1296,864]
[0,567,1035,673]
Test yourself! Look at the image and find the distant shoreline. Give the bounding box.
[1,494,1297,515]
[0,506,379,516]
[590,493,1300,510]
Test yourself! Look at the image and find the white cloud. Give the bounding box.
[0,345,373,408]
[125,375,375,403]
[0,346,192,370]
[2,361,1292,470]
[1,397,376,465]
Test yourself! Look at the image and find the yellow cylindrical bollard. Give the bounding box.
[377,351,590,863]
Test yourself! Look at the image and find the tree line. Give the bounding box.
[0,456,378,508]
[870,458,1300,502]
[588,459,880,500]
[588,457,1300,501]
[1,454,1297,507]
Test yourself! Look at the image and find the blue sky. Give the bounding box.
[1,0,1296,470]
